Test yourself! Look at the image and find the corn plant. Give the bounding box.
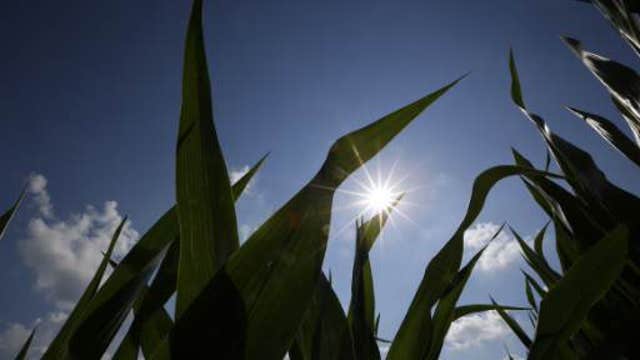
[3,0,555,359]
[495,1,640,358]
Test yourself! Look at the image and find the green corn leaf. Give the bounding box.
[567,107,640,167]
[174,0,240,318]
[525,277,539,313]
[545,149,551,171]
[0,189,25,243]
[112,327,138,360]
[529,225,629,359]
[612,94,640,145]
[512,149,605,265]
[562,36,640,145]
[110,151,267,358]
[509,48,526,108]
[163,75,462,360]
[289,273,355,360]
[44,216,128,359]
[452,304,528,320]
[113,242,178,360]
[533,221,549,259]
[231,152,269,201]
[387,165,555,360]
[425,247,489,360]
[528,310,538,328]
[510,227,560,287]
[522,271,548,298]
[14,327,35,360]
[347,196,401,360]
[115,153,267,358]
[510,50,640,231]
[135,242,178,359]
[67,241,171,359]
[583,0,640,55]
[552,216,579,272]
[56,208,178,359]
[491,297,532,348]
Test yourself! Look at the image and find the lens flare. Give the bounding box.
[365,184,396,213]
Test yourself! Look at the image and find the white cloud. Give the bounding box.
[464,222,522,272]
[0,174,140,359]
[19,174,139,310]
[446,311,510,350]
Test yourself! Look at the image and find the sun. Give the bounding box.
[348,160,407,219]
[320,158,418,242]
[365,183,396,213]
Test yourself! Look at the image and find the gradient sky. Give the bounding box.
[2,0,640,359]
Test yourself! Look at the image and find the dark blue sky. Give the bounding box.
[2,0,639,358]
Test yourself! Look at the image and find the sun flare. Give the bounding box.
[348,160,408,220]
[364,183,396,213]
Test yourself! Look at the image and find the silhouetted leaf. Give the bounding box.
[529,226,628,359]
[58,208,178,359]
[289,273,355,360]
[44,217,128,359]
[0,189,25,242]
[491,297,532,348]
[568,107,640,167]
[387,166,555,359]
[164,69,462,360]
[14,327,35,360]
[452,304,527,320]
[347,196,401,360]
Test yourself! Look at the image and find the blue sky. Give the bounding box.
[2,0,640,358]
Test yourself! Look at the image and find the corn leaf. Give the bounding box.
[525,277,539,313]
[59,208,177,359]
[115,153,267,358]
[43,217,127,359]
[510,51,640,258]
[491,297,532,348]
[567,107,640,167]
[387,165,555,359]
[563,36,640,144]
[163,75,462,359]
[533,221,550,259]
[0,189,25,242]
[174,0,240,318]
[529,226,628,359]
[425,247,488,360]
[584,0,640,56]
[347,196,401,360]
[511,227,560,286]
[289,273,355,360]
[231,152,268,201]
[522,271,548,298]
[452,304,528,320]
[14,327,35,360]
